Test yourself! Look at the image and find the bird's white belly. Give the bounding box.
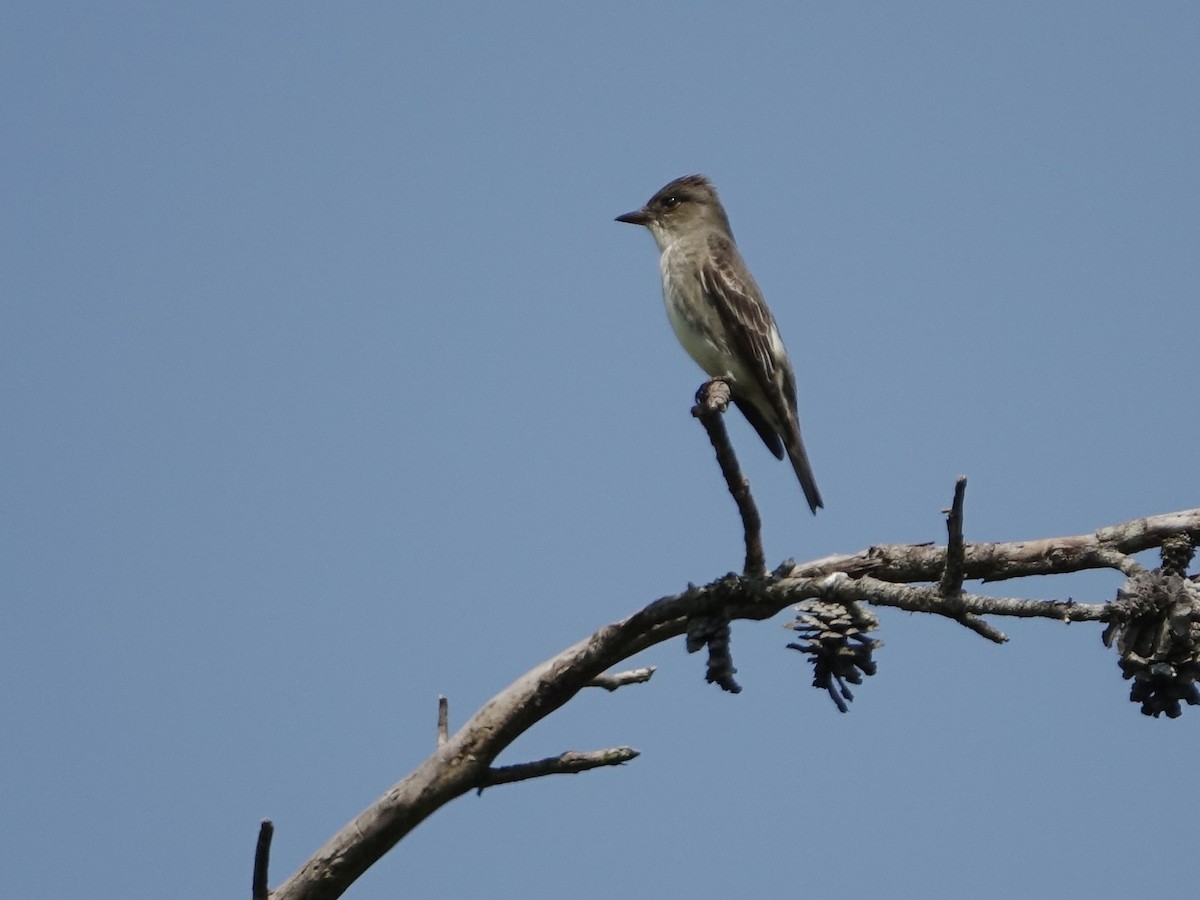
[664,296,727,377]
[660,247,734,379]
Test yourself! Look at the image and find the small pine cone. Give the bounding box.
[686,614,741,694]
[786,600,882,712]
[1105,570,1200,717]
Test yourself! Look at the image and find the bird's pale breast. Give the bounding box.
[659,242,736,380]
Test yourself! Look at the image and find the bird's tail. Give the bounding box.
[787,438,823,515]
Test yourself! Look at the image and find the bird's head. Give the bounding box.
[616,174,733,250]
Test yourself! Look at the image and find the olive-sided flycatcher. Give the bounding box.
[616,174,823,513]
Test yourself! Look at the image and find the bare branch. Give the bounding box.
[932,477,1003,640]
[436,696,448,746]
[775,509,1199,585]
[587,667,657,691]
[688,378,761,693]
[268,507,1200,900]
[939,476,968,595]
[691,378,764,578]
[479,748,640,790]
[852,577,1086,636]
[253,820,273,900]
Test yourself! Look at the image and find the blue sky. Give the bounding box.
[3,4,1198,898]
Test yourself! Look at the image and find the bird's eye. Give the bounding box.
[662,195,681,210]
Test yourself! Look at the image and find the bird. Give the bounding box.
[616,174,823,513]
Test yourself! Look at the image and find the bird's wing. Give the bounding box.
[699,233,791,413]
[700,232,825,513]
[700,234,822,512]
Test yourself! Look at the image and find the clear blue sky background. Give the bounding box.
[4,4,1198,898]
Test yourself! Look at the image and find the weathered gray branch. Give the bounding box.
[435,695,448,746]
[930,477,1004,641]
[264,507,1200,900]
[691,377,765,578]
[479,747,640,790]
[587,667,657,691]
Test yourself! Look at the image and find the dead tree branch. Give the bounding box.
[252,820,273,900]
[587,667,657,691]
[260,506,1200,900]
[479,748,640,791]
[691,378,764,579]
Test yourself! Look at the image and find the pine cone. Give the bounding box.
[787,600,882,712]
[1103,570,1200,718]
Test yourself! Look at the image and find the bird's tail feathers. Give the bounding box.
[787,439,823,515]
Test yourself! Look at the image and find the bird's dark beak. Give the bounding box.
[615,208,650,226]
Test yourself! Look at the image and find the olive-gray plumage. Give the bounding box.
[616,175,823,513]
